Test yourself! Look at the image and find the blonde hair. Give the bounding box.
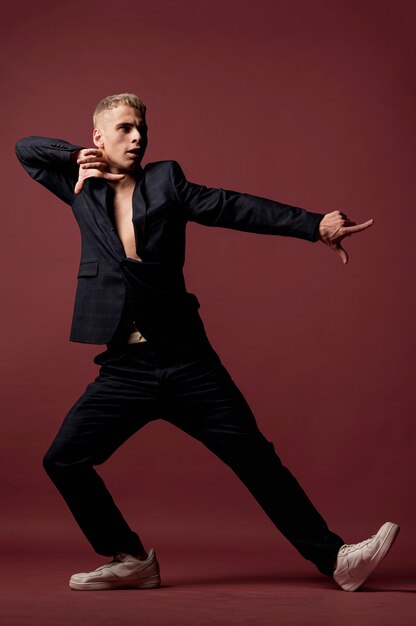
[93,93,147,128]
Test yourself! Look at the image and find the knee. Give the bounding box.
[42,447,72,478]
[42,445,98,478]
[42,448,58,476]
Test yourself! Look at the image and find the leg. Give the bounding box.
[43,347,164,557]
[162,341,345,577]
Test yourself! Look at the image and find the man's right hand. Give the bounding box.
[71,148,125,194]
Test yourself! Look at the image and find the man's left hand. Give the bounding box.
[318,210,374,264]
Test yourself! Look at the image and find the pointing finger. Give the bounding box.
[342,219,374,235]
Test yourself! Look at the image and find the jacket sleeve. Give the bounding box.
[15,136,85,206]
[170,160,325,242]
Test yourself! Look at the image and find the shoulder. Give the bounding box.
[143,159,184,178]
[141,161,187,198]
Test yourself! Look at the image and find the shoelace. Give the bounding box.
[339,534,376,555]
[89,555,123,573]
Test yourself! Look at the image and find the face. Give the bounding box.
[93,104,148,173]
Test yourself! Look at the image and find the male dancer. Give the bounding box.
[15,93,399,592]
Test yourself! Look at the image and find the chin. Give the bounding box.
[124,157,143,168]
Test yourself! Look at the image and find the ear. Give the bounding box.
[93,127,104,149]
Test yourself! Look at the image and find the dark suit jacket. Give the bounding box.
[15,135,325,345]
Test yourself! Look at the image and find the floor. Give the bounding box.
[1,548,414,626]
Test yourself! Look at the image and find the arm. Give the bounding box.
[170,160,325,242]
[15,136,124,202]
[15,136,85,205]
[171,161,375,261]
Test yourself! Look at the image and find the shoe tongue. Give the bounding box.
[117,552,143,562]
[116,552,149,562]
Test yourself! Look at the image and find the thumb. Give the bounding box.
[103,173,125,181]
[74,178,84,195]
[335,243,349,265]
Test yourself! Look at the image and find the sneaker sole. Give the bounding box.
[337,522,400,592]
[69,575,161,591]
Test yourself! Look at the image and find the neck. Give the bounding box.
[107,167,143,193]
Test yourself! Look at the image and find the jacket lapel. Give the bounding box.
[89,181,125,259]
[132,172,147,259]
[89,168,148,260]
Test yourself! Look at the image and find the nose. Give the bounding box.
[132,128,145,144]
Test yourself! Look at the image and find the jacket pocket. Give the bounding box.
[77,259,99,277]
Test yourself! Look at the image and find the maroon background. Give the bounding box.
[1,1,415,620]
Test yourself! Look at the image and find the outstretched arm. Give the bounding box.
[170,160,325,243]
[171,161,374,261]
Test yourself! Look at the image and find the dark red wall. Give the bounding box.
[3,0,415,570]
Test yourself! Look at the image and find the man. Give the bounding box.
[15,93,399,592]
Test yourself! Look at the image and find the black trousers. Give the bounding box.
[43,331,344,577]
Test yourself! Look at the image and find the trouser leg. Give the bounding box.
[162,341,344,577]
[43,346,163,557]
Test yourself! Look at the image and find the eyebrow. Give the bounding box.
[115,121,147,128]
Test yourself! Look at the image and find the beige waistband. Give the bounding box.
[127,329,147,344]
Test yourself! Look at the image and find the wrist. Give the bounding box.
[318,212,333,241]
[315,215,326,241]
[70,149,81,162]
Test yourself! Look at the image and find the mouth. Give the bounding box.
[126,148,142,158]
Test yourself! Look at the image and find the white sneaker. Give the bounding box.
[334,522,399,591]
[69,548,161,591]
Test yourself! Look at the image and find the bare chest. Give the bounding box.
[112,189,142,261]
